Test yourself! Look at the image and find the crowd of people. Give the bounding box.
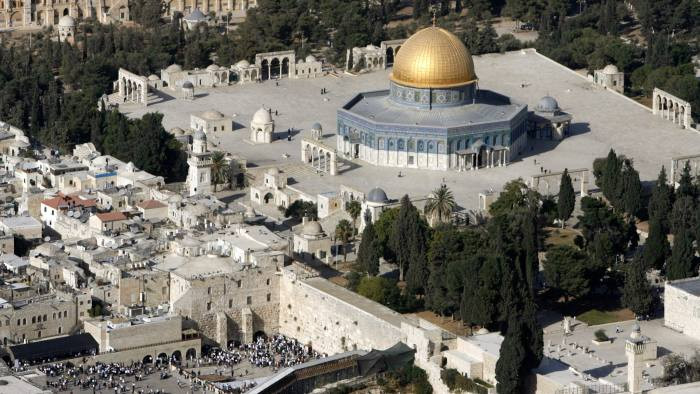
[40,361,169,393]
[204,334,325,372]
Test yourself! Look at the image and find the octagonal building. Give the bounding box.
[337,26,529,171]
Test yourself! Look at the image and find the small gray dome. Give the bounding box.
[193,130,206,141]
[305,55,317,63]
[603,64,619,74]
[165,64,182,73]
[632,323,641,332]
[302,221,324,236]
[58,15,75,27]
[367,187,389,203]
[312,122,322,131]
[184,8,207,22]
[536,96,559,113]
[182,81,194,89]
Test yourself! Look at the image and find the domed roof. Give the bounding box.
[266,167,280,175]
[312,122,322,131]
[390,26,477,89]
[58,15,75,27]
[165,64,182,73]
[193,130,206,141]
[235,60,250,68]
[535,96,559,113]
[366,44,378,50]
[202,110,224,119]
[305,55,317,62]
[182,81,194,89]
[367,187,389,203]
[252,107,273,124]
[148,74,160,81]
[206,64,220,71]
[184,8,207,22]
[302,220,324,236]
[476,327,490,335]
[603,64,619,74]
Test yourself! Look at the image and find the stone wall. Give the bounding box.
[664,279,700,341]
[278,269,405,354]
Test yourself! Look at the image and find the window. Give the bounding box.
[246,296,252,305]
[22,318,26,325]
[266,294,271,302]
[31,317,35,324]
[237,280,241,288]
[43,315,47,322]
[266,279,270,286]
[228,299,232,308]
[207,287,211,295]
[206,302,211,311]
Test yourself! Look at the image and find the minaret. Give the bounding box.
[625,324,645,394]
[187,130,213,196]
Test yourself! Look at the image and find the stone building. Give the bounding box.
[249,107,274,143]
[360,187,391,230]
[250,168,293,209]
[0,0,129,29]
[528,96,572,140]
[293,220,332,264]
[664,277,700,341]
[57,15,75,43]
[186,130,212,196]
[593,64,624,94]
[230,60,260,83]
[337,26,529,171]
[294,55,323,79]
[160,64,230,90]
[190,110,232,134]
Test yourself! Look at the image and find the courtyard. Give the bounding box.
[125,49,700,210]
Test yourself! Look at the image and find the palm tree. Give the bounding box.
[345,200,362,237]
[210,152,228,191]
[335,219,353,263]
[424,184,455,226]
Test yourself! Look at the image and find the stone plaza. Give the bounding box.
[125,48,700,210]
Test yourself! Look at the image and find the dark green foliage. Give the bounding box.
[543,245,591,301]
[374,207,399,262]
[643,218,671,270]
[670,196,696,236]
[654,352,700,387]
[357,222,380,276]
[621,162,642,219]
[648,166,674,232]
[385,364,433,394]
[130,0,164,29]
[667,228,699,280]
[441,369,490,394]
[594,329,609,342]
[283,200,318,220]
[578,196,631,255]
[391,195,428,293]
[622,257,655,317]
[495,316,526,394]
[677,162,697,200]
[557,169,575,225]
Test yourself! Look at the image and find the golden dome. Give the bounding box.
[390,26,477,89]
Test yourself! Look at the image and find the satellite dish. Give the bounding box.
[43,236,50,242]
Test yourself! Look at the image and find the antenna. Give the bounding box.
[432,9,437,26]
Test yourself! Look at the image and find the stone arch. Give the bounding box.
[407,138,415,151]
[397,138,405,151]
[157,352,168,363]
[304,143,312,163]
[282,57,290,76]
[325,152,331,171]
[186,348,197,360]
[143,355,153,364]
[63,8,69,16]
[386,47,394,66]
[261,59,269,80]
[263,192,274,204]
[171,350,182,363]
[254,330,267,341]
[270,58,281,79]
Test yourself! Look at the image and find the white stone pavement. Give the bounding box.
[125,49,700,210]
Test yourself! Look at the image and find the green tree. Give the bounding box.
[667,228,698,280]
[357,222,380,276]
[335,219,353,263]
[488,179,539,217]
[424,184,456,226]
[557,168,575,227]
[677,161,696,200]
[345,200,362,235]
[284,200,318,221]
[670,196,696,235]
[495,316,526,394]
[621,161,642,219]
[622,258,655,317]
[390,195,427,285]
[543,245,590,301]
[648,166,674,232]
[643,217,671,270]
[374,207,399,262]
[210,151,228,191]
[356,276,390,303]
[601,149,623,209]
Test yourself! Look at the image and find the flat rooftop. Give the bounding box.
[125,49,700,210]
[668,277,700,296]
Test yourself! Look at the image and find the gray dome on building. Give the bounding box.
[202,110,224,120]
[193,130,206,141]
[253,107,273,124]
[182,81,194,89]
[312,122,322,131]
[148,74,160,81]
[206,64,220,71]
[302,220,325,236]
[305,55,317,63]
[58,15,75,27]
[367,187,389,203]
[184,8,207,22]
[603,64,619,74]
[235,60,251,68]
[536,96,559,113]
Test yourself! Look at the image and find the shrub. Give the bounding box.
[594,329,609,341]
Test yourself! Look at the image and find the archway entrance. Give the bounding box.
[386,47,394,66]
[263,193,274,204]
[478,145,488,168]
[143,355,153,364]
[157,353,168,364]
[171,350,182,364]
[186,348,197,360]
[261,59,269,80]
[270,58,280,79]
[282,58,289,77]
[253,330,267,342]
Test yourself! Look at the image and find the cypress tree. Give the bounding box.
[677,162,696,200]
[643,217,671,270]
[601,149,623,209]
[622,258,654,317]
[455,0,463,13]
[648,166,673,232]
[557,168,575,227]
[357,222,380,276]
[390,195,426,287]
[621,161,642,219]
[670,196,695,236]
[667,228,698,280]
[496,316,526,394]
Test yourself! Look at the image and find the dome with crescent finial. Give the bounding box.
[390,26,477,89]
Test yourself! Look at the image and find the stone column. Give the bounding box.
[330,154,337,175]
[580,171,588,197]
[241,307,253,344]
